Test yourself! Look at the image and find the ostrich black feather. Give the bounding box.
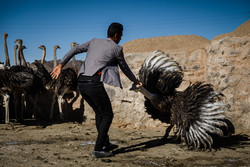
[0,68,34,91]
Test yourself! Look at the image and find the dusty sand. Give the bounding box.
[0,120,249,167]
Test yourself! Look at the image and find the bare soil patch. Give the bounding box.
[0,120,249,167]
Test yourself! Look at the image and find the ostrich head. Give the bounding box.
[38,45,46,51]
[3,33,8,39]
[54,45,60,50]
[15,39,23,46]
[71,42,79,48]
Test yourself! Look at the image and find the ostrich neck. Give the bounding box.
[3,36,10,67]
[20,48,27,67]
[139,87,159,102]
[41,48,46,64]
[14,46,17,65]
[138,86,170,111]
[17,43,27,67]
[72,56,76,66]
[53,48,57,69]
[71,44,77,71]
[17,45,22,65]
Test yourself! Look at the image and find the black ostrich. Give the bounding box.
[37,44,78,121]
[1,36,35,123]
[132,50,235,150]
[0,38,36,123]
[0,66,34,123]
[6,39,37,121]
[47,68,77,120]
[47,43,78,121]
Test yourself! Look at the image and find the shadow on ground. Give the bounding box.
[113,134,250,155]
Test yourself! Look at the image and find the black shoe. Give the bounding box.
[92,151,114,158]
[103,143,118,151]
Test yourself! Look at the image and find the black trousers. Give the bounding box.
[78,76,113,151]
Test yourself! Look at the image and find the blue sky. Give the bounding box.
[0,0,249,65]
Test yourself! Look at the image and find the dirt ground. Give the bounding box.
[0,120,250,167]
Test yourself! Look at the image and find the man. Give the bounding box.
[51,22,142,158]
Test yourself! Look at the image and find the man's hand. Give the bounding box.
[130,80,143,92]
[134,80,143,87]
[50,64,62,79]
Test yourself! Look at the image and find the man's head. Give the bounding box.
[107,22,123,44]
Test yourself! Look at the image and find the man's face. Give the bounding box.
[115,32,123,44]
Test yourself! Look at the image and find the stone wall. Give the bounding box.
[205,36,250,134]
[79,36,250,134]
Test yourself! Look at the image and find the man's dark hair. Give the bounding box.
[107,22,123,37]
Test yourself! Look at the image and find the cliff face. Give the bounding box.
[78,20,250,134]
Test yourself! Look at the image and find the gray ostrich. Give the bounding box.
[132,50,235,150]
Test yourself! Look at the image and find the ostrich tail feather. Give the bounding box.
[172,82,234,150]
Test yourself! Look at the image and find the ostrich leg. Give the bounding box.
[20,93,27,120]
[57,87,70,121]
[13,93,19,121]
[29,94,41,119]
[3,94,10,123]
[49,94,57,120]
[57,95,65,121]
[162,124,174,140]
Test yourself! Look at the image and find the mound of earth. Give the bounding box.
[122,35,210,53]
